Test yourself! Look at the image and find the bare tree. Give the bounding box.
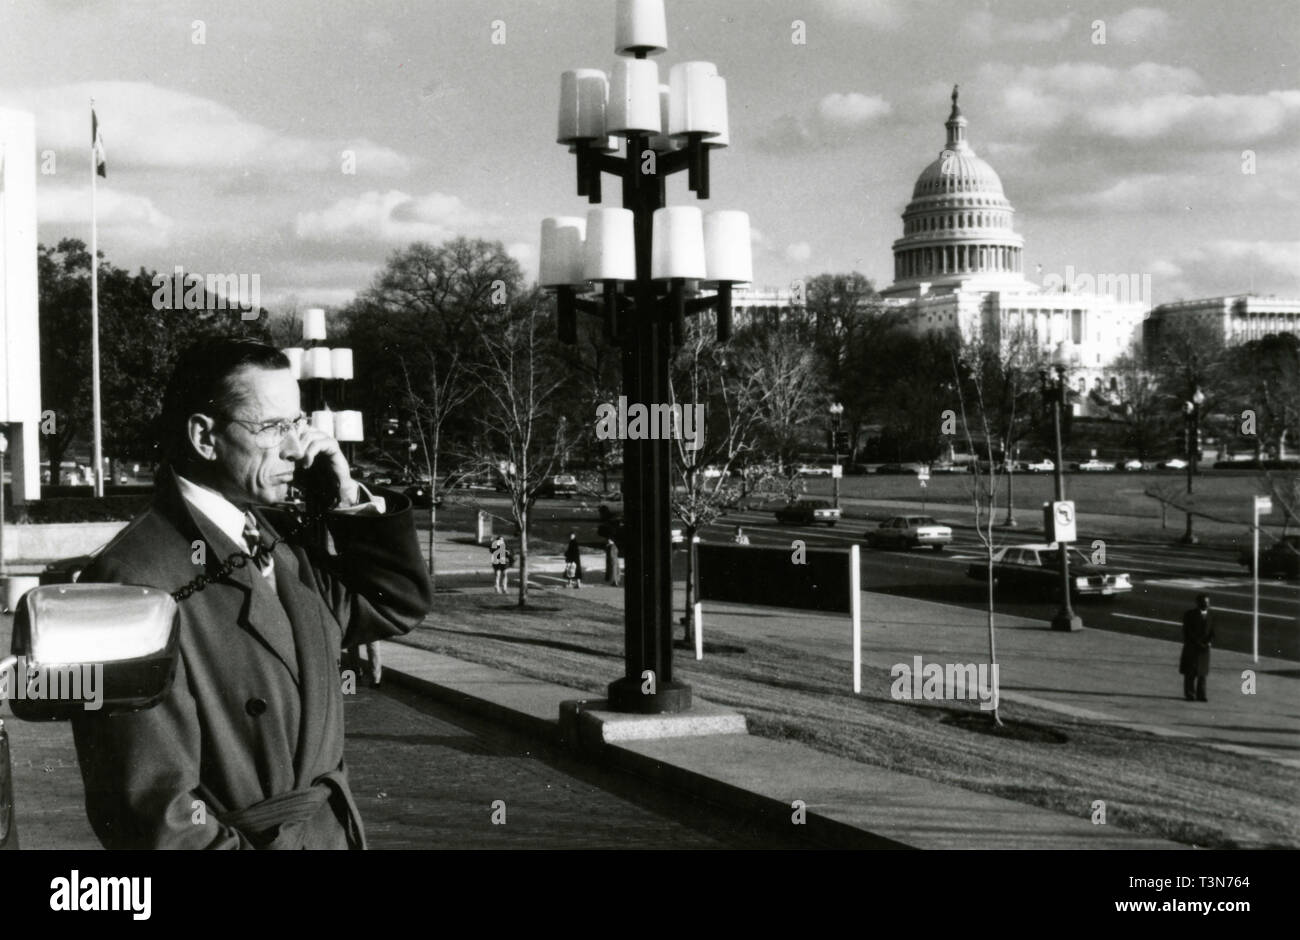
[669,314,774,639]
[743,321,825,498]
[950,340,1011,727]
[398,349,474,583]
[470,292,573,607]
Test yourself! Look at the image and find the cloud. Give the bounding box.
[785,242,812,263]
[1151,240,1300,300]
[962,11,1072,44]
[1110,7,1172,43]
[1083,90,1300,142]
[294,190,498,244]
[0,81,411,176]
[814,0,905,30]
[757,92,892,152]
[38,184,174,250]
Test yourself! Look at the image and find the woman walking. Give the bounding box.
[489,534,512,594]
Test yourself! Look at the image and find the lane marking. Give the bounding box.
[1113,613,1180,626]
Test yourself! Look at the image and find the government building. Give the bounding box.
[879,88,1148,410]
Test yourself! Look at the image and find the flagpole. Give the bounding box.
[90,100,104,497]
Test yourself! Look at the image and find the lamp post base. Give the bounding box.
[1179,533,1199,545]
[1051,611,1084,632]
[607,677,693,714]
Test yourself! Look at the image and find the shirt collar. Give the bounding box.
[175,473,251,549]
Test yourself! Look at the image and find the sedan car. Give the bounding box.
[1023,458,1055,473]
[537,474,579,498]
[1075,459,1116,472]
[967,544,1133,597]
[865,515,953,551]
[796,464,833,477]
[1121,458,1145,472]
[774,499,841,526]
[1239,535,1300,578]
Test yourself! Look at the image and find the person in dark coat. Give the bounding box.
[564,532,583,588]
[1179,593,1214,702]
[603,536,620,586]
[70,340,433,849]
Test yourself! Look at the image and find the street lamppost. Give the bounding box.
[541,0,748,714]
[1181,387,1206,544]
[1039,342,1083,632]
[829,402,844,508]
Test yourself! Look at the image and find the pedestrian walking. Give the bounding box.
[564,532,583,589]
[604,536,620,586]
[1180,593,1214,702]
[489,534,512,594]
[731,525,750,545]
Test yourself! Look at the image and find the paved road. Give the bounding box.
[445,497,1300,661]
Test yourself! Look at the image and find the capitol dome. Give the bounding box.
[882,87,1029,298]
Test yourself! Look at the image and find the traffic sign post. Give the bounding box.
[917,466,929,513]
[1253,495,1273,663]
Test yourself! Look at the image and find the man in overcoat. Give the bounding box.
[71,340,433,848]
[1179,593,1214,702]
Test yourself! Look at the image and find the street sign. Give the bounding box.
[1044,500,1077,543]
[1255,495,1273,515]
[831,464,843,479]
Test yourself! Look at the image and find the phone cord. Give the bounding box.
[169,510,327,602]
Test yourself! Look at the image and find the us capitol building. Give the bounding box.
[732,87,1300,410]
[875,86,1148,407]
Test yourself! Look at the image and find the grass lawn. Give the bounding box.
[401,589,1299,849]
[803,470,1294,526]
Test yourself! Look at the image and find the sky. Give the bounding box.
[1,0,1296,311]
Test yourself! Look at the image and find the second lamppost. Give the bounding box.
[829,402,844,509]
[1041,342,1083,632]
[1181,387,1205,545]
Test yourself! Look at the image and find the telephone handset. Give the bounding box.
[292,455,341,512]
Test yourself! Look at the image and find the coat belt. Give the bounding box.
[218,767,364,849]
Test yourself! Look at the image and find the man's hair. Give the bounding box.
[155,339,290,468]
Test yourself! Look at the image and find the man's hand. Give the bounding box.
[296,429,360,507]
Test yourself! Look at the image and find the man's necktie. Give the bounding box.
[242,511,275,577]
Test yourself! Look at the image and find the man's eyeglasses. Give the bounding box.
[222,414,311,449]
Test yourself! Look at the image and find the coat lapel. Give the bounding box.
[155,469,301,686]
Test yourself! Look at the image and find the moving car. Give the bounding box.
[1239,535,1300,578]
[1158,457,1189,470]
[774,499,841,526]
[796,464,833,477]
[1023,458,1055,473]
[865,515,952,551]
[1075,459,1116,472]
[1121,458,1145,472]
[966,543,1132,597]
[537,474,579,498]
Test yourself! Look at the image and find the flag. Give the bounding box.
[92,108,106,178]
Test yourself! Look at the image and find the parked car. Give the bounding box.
[774,499,841,526]
[537,474,579,498]
[1075,459,1116,472]
[1158,457,1189,470]
[1239,535,1300,578]
[797,464,833,477]
[1121,458,1145,472]
[1023,458,1055,473]
[865,515,952,551]
[966,544,1132,597]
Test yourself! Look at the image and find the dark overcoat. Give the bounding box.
[70,469,433,849]
[1179,606,1214,678]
